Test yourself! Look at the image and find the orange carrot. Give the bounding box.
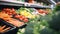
[0,25,6,31]
[0,27,11,33]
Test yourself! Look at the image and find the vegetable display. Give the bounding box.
[0,7,54,34]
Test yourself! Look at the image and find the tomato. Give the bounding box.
[9,13,12,15]
[6,8,11,12]
[13,12,17,15]
[15,15,20,18]
[9,10,12,13]
[20,15,25,20]
[12,8,15,12]
[37,10,44,14]
[23,18,28,22]
[40,10,44,13]
[19,18,23,20]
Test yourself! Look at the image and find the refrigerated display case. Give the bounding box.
[0,0,59,34]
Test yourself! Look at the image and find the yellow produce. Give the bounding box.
[19,10,36,19]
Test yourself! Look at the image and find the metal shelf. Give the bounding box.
[47,0,56,5]
[0,0,24,6]
[0,0,51,9]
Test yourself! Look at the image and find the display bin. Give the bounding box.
[0,18,27,34]
[0,18,17,34]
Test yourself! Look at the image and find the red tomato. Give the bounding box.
[23,18,28,22]
[39,10,44,13]
[20,15,25,20]
[19,18,23,20]
[13,12,17,15]
[6,12,9,14]
[6,8,11,12]
[15,15,20,18]
[12,8,15,12]
[9,13,12,15]
[9,10,13,13]
[37,9,44,14]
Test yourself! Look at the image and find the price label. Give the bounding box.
[24,3,31,6]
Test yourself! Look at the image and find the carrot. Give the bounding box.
[0,27,11,33]
[0,25,6,31]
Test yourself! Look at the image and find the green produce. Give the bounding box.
[48,2,60,31]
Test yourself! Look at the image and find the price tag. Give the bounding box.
[24,3,31,6]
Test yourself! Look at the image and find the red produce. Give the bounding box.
[15,15,20,18]
[23,18,28,22]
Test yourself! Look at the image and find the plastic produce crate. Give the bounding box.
[0,18,27,34]
[0,18,27,28]
[0,18,17,34]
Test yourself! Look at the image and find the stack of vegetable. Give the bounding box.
[0,7,53,34]
[17,8,36,19]
[48,2,60,31]
[0,8,27,27]
[16,7,51,34]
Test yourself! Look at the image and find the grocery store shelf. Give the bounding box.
[53,0,60,3]
[25,4,51,9]
[0,0,51,9]
[47,0,56,5]
[0,0,24,6]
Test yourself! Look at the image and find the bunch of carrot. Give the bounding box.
[0,25,11,33]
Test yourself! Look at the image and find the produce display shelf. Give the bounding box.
[0,0,51,9]
[47,0,56,5]
[0,0,24,6]
[0,18,27,29]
